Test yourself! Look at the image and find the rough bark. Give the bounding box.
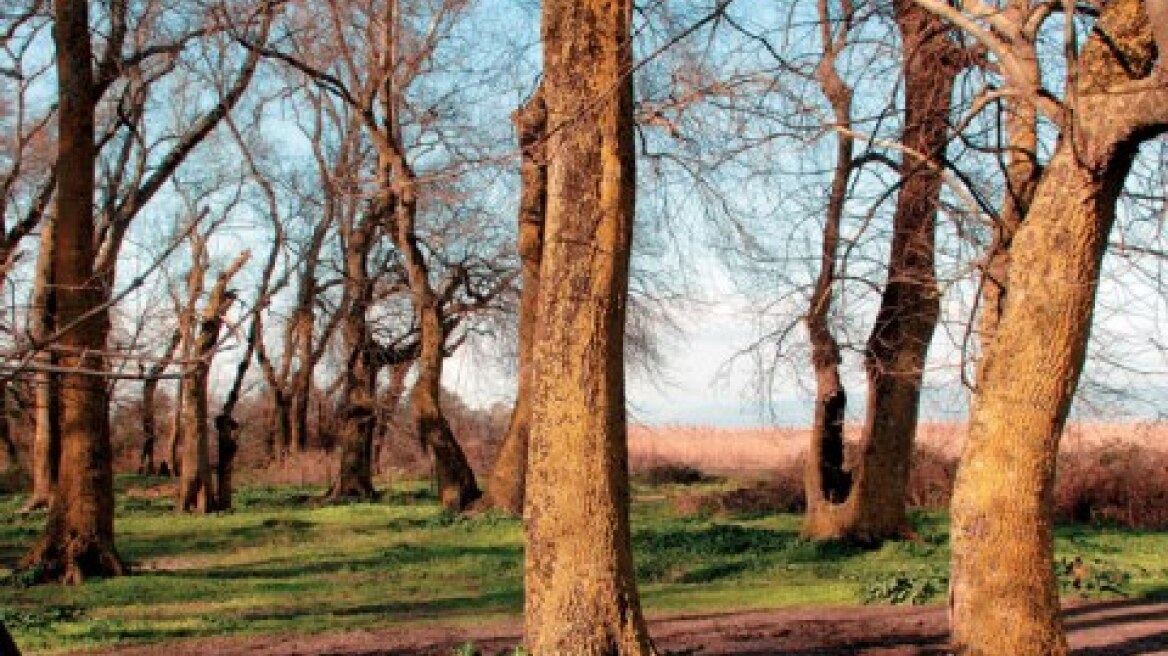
[949,0,1163,652]
[804,0,956,543]
[23,218,59,511]
[21,0,125,582]
[177,251,249,513]
[486,91,546,515]
[328,211,379,501]
[523,0,654,652]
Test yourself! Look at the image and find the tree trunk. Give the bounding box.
[802,4,854,534]
[160,382,182,478]
[805,0,955,543]
[214,414,238,511]
[0,620,21,656]
[524,0,653,652]
[0,382,17,470]
[329,212,379,501]
[486,91,546,515]
[177,252,248,512]
[949,0,1162,651]
[410,301,480,510]
[24,219,59,512]
[139,331,180,476]
[22,0,125,582]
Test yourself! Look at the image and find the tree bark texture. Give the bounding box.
[486,91,546,515]
[523,1,655,653]
[805,0,955,543]
[950,0,1163,652]
[22,0,125,582]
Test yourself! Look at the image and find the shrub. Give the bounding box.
[905,446,957,510]
[859,569,947,605]
[635,462,714,486]
[673,462,805,517]
[1054,442,1168,530]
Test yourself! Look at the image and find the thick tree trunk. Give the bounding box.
[949,0,1162,651]
[24,220,58,511]
[805,0,954,543]
[329,213,379,501]
[486,91,546,515]
[22,0,125,582]
[524,0,654,652]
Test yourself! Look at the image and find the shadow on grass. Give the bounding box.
[160,543,522,581]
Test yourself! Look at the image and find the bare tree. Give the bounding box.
[906,0,1168,650]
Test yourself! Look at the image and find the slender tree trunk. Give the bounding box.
[160,382,182,477]
[803,5,854,533]
[22,0,125,582]
[290,319,313,453]
[950,0,1163,651]
[524,0,654,652]
[486,91,546,515]
[0,382,16,469]
[214,415,238,511]
[139,331,180,476]
[805,0,956,543]
[177,252,248,512]
[24,220,58,511]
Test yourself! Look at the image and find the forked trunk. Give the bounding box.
[950,0,1162,650]
[523,0,654,652]
[486,91,546,515]
[805,0,953,543]
[22,0,125,582]
[177,251,248,512]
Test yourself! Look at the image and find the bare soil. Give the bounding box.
[80,599,1168,655]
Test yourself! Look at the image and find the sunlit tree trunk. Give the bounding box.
[805,0,957,543]
[22,0,125,582]
[524,0,654,652]
[949,0,1165,651]
[486,91,546,515]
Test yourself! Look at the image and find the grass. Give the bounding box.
[2,478,1167,654]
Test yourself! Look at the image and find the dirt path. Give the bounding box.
[79,600,1168,655]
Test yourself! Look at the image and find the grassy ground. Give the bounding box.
[2,477,1167,654]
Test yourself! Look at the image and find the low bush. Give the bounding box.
[635,462,716,486]
[1054,442,1168,530]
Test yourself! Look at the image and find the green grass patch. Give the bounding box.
[1,482,1166,654]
